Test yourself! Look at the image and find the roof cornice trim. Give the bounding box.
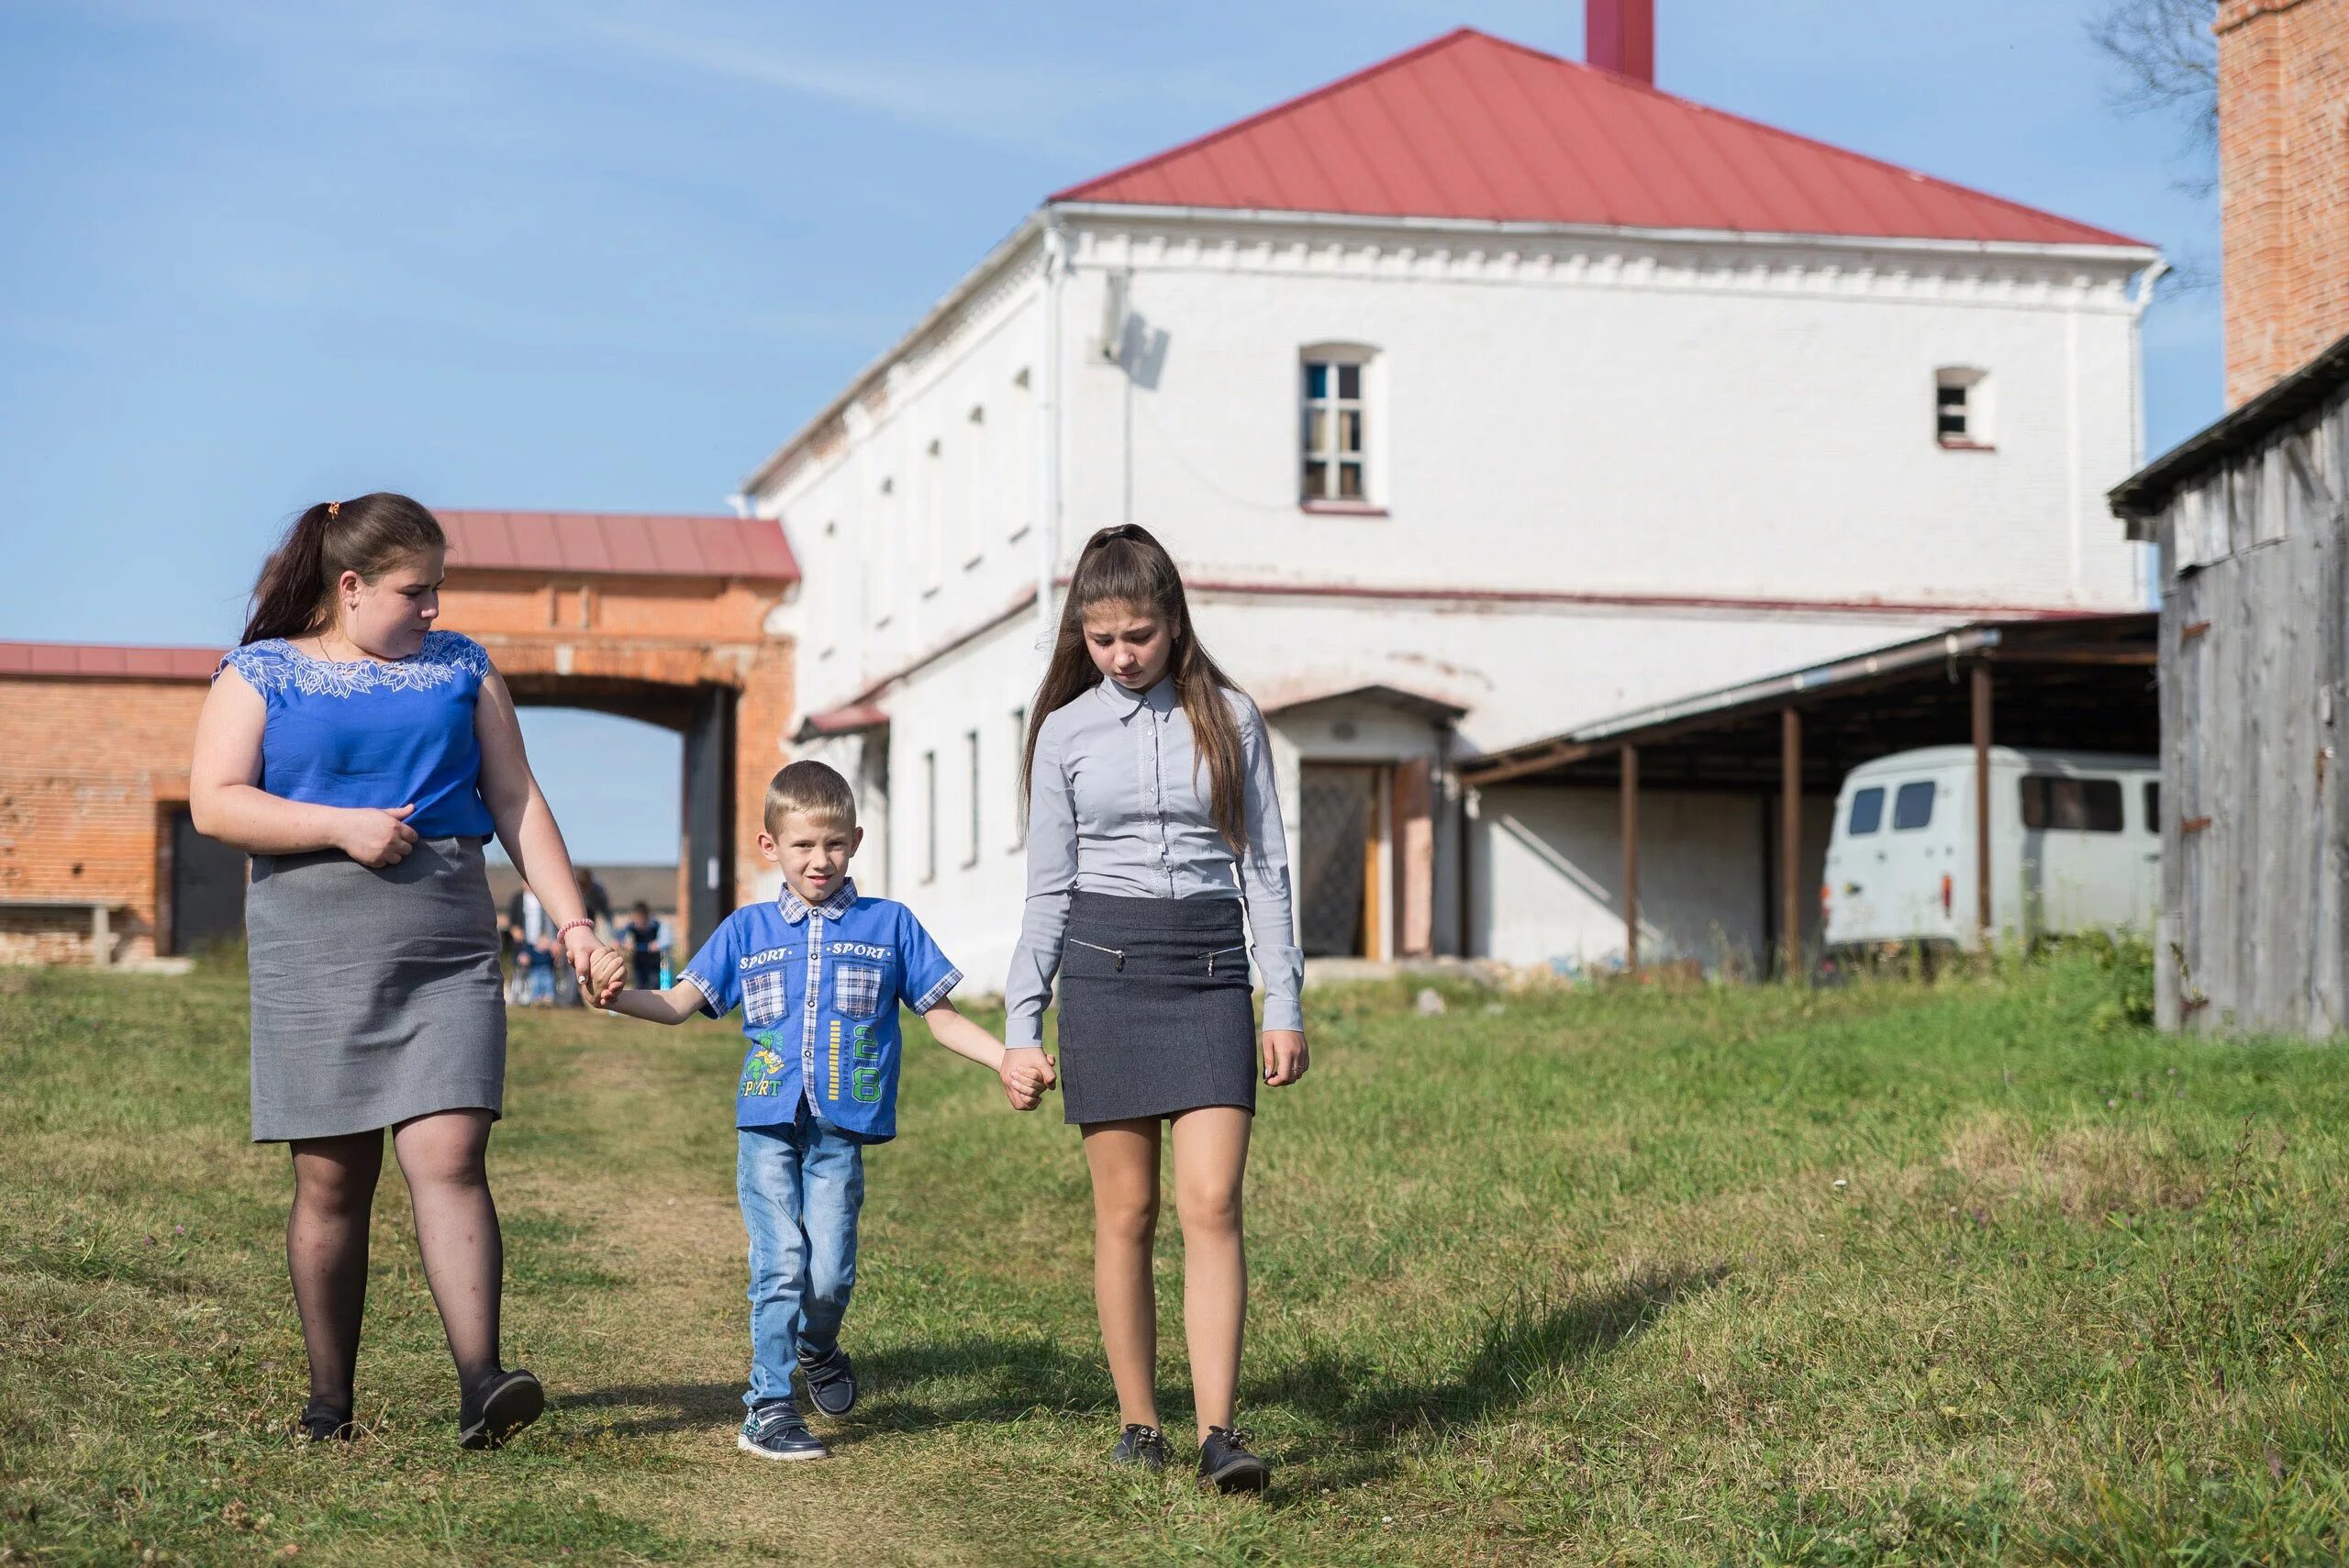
[1050,201,2160,266]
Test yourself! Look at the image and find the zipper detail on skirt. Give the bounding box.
[1201,944,1248,977]
[1068,938,1126,971]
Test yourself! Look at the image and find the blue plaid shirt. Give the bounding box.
[679,879,961,1140]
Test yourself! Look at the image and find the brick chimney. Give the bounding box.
[1587,0,1655,85]
[2218,0,2349,405]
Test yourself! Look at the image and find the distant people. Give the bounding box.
[618,900,664,990]
[509,930,550,1006]
[593,762,1050,1460]
[1004,524,1308,1491]
[189,493,625,1451]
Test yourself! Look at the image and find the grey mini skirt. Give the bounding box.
[246,835,507,1142]
[1056,892,1257,1125]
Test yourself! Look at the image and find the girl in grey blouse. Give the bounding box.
[999,523,1306,1492]
[1002,673,1305,1048]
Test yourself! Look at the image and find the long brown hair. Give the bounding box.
[1023,524,1252,853]
[240,493,447,645]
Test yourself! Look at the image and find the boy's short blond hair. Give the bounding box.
[763,761,858,837]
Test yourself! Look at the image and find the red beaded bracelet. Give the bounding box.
[555,918,596,942]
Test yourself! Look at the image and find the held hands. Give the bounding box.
[340,804,419,869]
[584,946,629,1007]
[999,1045,1056,1112]
[1262,1029,1308,1087]
[564,929,626,1007]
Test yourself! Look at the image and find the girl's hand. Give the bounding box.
[1261,1029,1308,1087]
[339,805,418,868]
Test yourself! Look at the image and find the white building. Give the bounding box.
[742,22,2163,985]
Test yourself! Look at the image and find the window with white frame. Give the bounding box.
[921,438,945,594]
[1008,368,1034,541]
[963,729,981,867]
[1935,367,1991,448]
[962,405,985,567]
[920,749,938,883]
[1008,706,1028,851]
[1300,348,1374,504]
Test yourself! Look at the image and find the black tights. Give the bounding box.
[286,1109,505,1407]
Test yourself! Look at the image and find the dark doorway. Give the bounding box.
[1298,764,1378,957]
[168,806,246,954]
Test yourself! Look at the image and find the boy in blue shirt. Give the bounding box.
[599,762,1050,1460]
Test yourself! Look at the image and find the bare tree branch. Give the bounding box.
[2087,0,2220,198]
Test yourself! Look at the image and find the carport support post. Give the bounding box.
[1780,707,1802,982]
[1620,745,1640,977]
[1972,660,1992,951]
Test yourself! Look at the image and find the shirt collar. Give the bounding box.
[778,877,858,925]
[1095,673,1177,720]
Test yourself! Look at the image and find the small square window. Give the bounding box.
[1892,781,1935,830]
[1847,786,1885,836]
[1935,368,1990,448]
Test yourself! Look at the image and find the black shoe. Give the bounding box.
[739,1399,828,1460]
[796,1342,857,1417]
[458,1368,544,1451]
[298,1397,355,1443]
[1109,1423,1170,1473]
[1197,1427,1270,1493]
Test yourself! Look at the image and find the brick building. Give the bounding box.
[2220,0,2349,404]
[0,511,797,965]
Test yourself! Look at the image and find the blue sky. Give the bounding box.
[0,1,2221,864]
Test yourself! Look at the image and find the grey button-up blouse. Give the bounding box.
[1005,674,1304,1049]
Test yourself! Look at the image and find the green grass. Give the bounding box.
[5,951,2349,1564]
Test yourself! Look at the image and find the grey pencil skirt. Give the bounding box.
[1055,892,1257,1126]
[246,835,507,1143]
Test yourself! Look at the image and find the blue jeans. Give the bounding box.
[737,1107,865,1410]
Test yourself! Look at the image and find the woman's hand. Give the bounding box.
[1261,1029,1308,1087]
[338,805,418,868]
[1001,1045,1056,1108]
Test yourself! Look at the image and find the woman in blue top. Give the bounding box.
[190,493,624,1450]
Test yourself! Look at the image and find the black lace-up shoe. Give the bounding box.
[796,1342,858,1417]
[1109,1423,1170,1473]
[1197,1426,1270,1493]
[298,1397,355,1443]
[458,1368,544,1450]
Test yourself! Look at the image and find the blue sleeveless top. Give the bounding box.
[218,631,498,840]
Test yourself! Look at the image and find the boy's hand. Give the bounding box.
[1002,1075,1043,1112]
[586,947,629,1007]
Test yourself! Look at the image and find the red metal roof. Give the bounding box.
[437,511,799,583]
[0,640,223,681]
[793,704,889,742]
[1053,28,2145,249]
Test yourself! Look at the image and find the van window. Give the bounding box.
[1847,787,1885,835]
[2143,781,2158,833]
[1892,781,1934,830]
[2021,775,2123,832]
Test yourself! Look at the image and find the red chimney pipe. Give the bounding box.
[1587,0,1655,85]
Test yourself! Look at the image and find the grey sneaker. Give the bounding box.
[1110,1423,1170,1473]
[796,1343,857,1417]
[739,1399,827,1461]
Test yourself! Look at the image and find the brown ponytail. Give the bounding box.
[1022,524,1252,855]
[240,492,447,645]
